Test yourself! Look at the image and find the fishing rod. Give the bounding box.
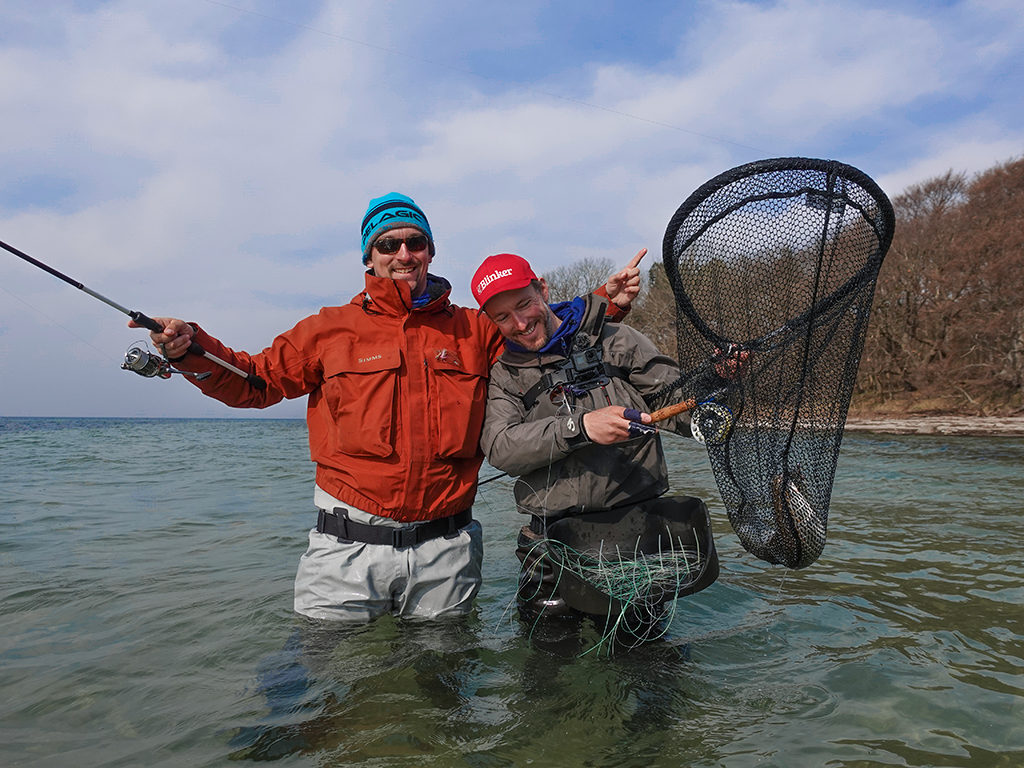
[1,238,266,390]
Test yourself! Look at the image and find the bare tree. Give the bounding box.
[857,156,1024,414]
[542,257,615,303]
[859,170,969,398]
[622,261,677,357]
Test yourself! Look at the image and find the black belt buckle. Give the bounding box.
[335,514,353,543]
[391,526,418,549]
[446,508,473,538]
[317,508,355,543]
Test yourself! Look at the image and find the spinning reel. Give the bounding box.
[121,345,210,381]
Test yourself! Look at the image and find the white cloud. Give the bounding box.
[877,127,1023,197]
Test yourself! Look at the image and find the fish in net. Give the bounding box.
[654,157,895,569]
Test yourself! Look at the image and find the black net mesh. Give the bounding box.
[659,158,894,568]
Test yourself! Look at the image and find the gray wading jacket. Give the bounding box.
[480,294,692,518]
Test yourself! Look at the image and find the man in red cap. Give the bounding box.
[472,253,720,624]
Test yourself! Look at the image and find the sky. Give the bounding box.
[1,0,1021,418]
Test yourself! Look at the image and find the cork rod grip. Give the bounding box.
[649,398,698,423]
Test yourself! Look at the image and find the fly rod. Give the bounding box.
[1,238,266,390]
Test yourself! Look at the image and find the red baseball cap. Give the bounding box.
[471,253,538,308]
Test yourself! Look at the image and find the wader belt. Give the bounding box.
[316,508,472,548]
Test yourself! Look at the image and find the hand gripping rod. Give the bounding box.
[1,238,266,390]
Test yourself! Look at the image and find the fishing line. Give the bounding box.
[477,471,508,486]
[484,475,555,637]
[0,283,114,363]
[0,281,198,384]
[569,536,699,656]
[529,415,713,654]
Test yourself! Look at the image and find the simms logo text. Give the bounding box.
[358,354,382,364]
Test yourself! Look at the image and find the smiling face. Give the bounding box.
[484,280,559,351]
[368,226,433,297]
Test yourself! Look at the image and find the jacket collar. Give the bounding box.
[355,270,453,316]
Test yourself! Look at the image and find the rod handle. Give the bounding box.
[650,398,697,423]
[128,310,165,334]
[188,340,268,390]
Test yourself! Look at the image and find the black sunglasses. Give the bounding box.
[373,234,430,255]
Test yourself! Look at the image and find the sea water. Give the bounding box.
[1,417,1021,767]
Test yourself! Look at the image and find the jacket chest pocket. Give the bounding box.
[427,351,488,459]
[323,348,401,458]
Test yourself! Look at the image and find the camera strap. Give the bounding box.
[520,329,629,411]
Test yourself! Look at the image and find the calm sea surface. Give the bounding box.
[1,417,1021,767]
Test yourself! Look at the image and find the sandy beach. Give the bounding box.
[845,415,1024,436]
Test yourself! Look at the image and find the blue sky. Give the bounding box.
[1,0,1021,418]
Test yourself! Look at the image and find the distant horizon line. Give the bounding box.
[0,414,306,420]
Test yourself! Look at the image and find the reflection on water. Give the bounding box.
[1,419,1022,766]
[226,615,707,765]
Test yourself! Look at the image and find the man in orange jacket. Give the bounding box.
[135,192,642,622]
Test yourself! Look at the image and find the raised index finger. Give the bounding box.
[627,248,647,270]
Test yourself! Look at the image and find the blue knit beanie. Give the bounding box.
[360,192,433,263]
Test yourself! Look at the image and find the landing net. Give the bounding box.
[660,157,894,568]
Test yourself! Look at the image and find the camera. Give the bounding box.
[571,346,602,373]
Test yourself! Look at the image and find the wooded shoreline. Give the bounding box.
[845,414,1024,436]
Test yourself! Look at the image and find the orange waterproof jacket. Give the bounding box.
[176,271,625,522]
[178,272,501,521]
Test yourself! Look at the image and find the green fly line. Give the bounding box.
[521,531,710,656]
